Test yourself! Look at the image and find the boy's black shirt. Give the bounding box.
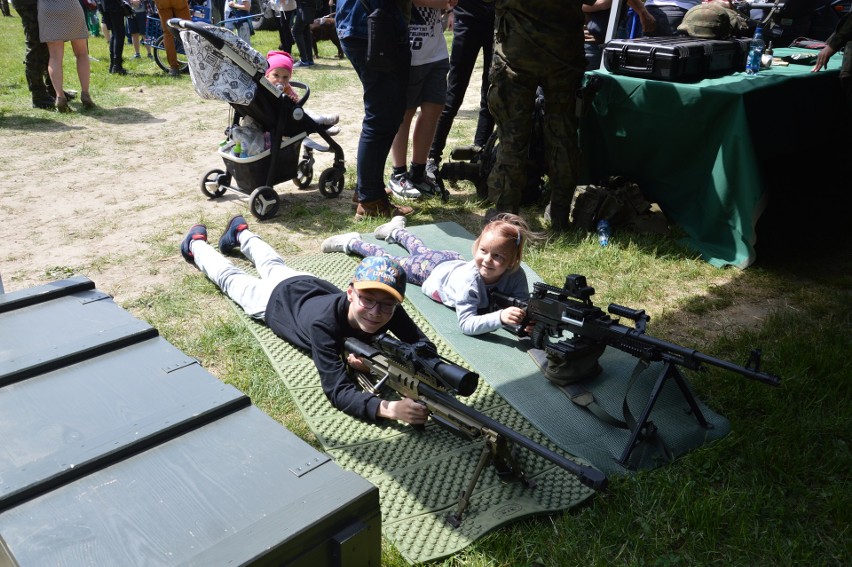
[265,275,430,421]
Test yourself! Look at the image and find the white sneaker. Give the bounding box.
[315,113,339,126]
[321,232,360,253]
[388,173,422,200]
[374,216,406,242]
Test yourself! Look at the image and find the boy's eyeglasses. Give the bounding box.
[354,290,398,314]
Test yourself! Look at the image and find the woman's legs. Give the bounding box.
[46,41,65,99]
[70,38,90,94]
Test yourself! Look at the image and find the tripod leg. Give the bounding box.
[618,363,672,466]
[670,365,712,429]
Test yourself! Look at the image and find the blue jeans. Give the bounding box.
[341,37,410,202]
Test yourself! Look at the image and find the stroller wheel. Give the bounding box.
[294,159,314,189]
[201,169,228,199]
[318,167,345,198]
[249,186,281,220]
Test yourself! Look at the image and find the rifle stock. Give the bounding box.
[344,334,607,526]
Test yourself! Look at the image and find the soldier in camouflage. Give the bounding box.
[486,0,587,230]
[13,0,56,109]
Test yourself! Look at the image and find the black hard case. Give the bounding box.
[603,36,752,81]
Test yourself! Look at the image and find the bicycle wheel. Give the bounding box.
[153,34,189,73]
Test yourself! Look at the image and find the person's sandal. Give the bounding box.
[81,91,96,109]
[55,96,72,113]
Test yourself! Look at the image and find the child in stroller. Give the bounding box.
[264,50,340,137]
[169,18,346,220]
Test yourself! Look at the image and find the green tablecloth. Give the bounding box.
[580,47,846,268]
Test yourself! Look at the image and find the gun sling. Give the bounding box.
[530,347,673,467]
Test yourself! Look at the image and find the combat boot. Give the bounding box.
[544,202,572,231]
[32,94,55,110]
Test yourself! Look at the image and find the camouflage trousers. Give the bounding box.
[15,0,53,102]
[486,7,586,214]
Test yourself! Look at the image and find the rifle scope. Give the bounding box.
[428,357,479,397]
[376,335,480,397]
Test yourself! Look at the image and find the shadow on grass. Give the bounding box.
[0,114,86,132]
[0,106,166,129]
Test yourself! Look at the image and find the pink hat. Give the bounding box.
[266,50,294,76]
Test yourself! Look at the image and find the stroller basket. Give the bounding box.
[169,17,347,220]
[220,136,304,191]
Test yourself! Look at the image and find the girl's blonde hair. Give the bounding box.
[473,213,539,273]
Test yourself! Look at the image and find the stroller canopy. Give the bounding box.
[180,23,269,106]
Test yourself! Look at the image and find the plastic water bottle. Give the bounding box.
[596,219,611,247]
[746,27,765,75]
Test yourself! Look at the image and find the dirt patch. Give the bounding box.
[0,76,369,303]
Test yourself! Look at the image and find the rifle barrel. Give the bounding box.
[419,382,608,491]
[613,331,781,387]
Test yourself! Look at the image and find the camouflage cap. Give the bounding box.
[352,256,406,303]
[677,3,736,39]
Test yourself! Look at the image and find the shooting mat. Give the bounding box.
[229,252,594,565]
[358,222,731,475]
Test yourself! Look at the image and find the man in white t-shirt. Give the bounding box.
[387,0,457,201]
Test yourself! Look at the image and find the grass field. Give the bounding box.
[1,11,850,566]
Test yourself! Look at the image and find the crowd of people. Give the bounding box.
[11,0,850,212]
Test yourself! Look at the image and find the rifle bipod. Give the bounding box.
[447,430,534,528]
[618,361,713,467]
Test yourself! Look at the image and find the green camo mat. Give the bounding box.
[230,252,595,565]
[358,222,731,475]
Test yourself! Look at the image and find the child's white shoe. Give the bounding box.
[374,216,406,243]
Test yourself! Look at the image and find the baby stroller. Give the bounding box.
[168,18,346,220]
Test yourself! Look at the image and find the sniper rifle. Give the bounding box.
[344,334,608,527]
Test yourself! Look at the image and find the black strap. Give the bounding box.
[559,382,628,429]
[531,346,673,468]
